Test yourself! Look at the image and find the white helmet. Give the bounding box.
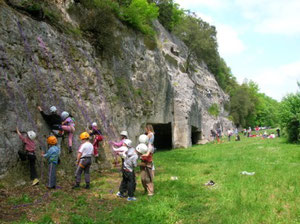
[123,139,132,147]
[136,143,148,155]
[120,131,128,138]
[27,131,36,140]
[138,134,149,144]
[50,106,57,113]
[61,111,69,120]
[92,122,97,127]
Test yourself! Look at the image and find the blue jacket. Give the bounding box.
[44,146,60,164]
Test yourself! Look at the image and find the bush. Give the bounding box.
[121,0,159,35]
[68,0,119,54]
[208,103,219,117]
[279,90,300,143]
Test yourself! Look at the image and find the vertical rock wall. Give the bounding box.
[0,1,233,178]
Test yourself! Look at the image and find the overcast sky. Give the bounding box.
[174,0,300,101]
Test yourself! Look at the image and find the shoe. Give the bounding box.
[127,197,137,201]
[32,178,39,186]
[47,186,56,189]
[72,184,80,189]
[205,180,215,186]
[85,184,90,189]
[68,146,73,153]
[116,192,126,198]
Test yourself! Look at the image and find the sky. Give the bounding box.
[174,0,300,101]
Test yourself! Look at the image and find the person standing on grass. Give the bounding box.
[73,132,93,189]
[116,140,144,201]
[276,128,280,137]
[211,129,217,141]
[16,127,39,186]
[247,127,252,138]
[138,134,155,196]
[42,136,60,189]
[227,129,233,141]
[217,128,222,143]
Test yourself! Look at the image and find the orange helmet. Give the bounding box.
[80,132,90,140]
[47,136,57,145]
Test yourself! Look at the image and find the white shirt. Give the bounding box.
[78,142,93,158]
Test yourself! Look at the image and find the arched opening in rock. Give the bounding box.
[151,123,172,150]
[191,126,202,145]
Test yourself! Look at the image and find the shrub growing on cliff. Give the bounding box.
[121,0,159,35]
[208,103,220,117]
[68,0,119,54]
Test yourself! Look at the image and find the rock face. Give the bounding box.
[0,1,233,177]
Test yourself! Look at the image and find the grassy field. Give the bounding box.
[1,134,300,224]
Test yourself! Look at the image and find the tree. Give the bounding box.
[279,90,300,143]
[173,13,218,73]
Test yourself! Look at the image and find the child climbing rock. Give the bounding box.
[61,111,75,153]
[73,132,93,189]
[16,127,39,186]
[116,139,141,201]
[89,122,103,160]
[38,106,63,147]
[42,136,60,189]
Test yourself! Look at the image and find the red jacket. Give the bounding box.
[19,135,35,153]
[93,134,103,149]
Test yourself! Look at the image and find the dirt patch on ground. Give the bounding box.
[0,169,123,223]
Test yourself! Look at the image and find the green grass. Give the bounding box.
[4,135,300,223]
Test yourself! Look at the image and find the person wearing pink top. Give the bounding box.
[16,127,39,186]
[109,131,128,166]
[61,111,75,153]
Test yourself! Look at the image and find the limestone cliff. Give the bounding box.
[0,1,233,178]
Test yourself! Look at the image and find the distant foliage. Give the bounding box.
[121,0,159,35]
[279,89,300,143]
[228,80,280,128]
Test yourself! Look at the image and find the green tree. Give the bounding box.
[173,13,219,73]
[279,90,300,143]
[154,0,184,31]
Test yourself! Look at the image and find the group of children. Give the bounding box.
[110,125,155,201]
[16,105,156,201]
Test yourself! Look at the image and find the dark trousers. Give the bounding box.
[119,170,136,197]
[75,157,92,184]
[48,163,57,188]
[28,154,37,180]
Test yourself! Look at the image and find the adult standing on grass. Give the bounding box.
[247,127,252,137]
[217,127,222,143]
[276,128,280,137]
[139,133,155,196]
[73,132,93,189]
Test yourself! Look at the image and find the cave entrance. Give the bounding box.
[191,126,202,145]
[151,123,172,150]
